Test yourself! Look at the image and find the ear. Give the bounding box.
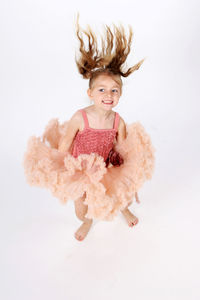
[87,88,93,100]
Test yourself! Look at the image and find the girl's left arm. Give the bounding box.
[115,117,140,203]
[116,117,127,143]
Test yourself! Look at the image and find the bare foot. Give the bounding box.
[121,208,139,227]
[74,219,93,241]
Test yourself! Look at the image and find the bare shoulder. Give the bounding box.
[70,109,82,122]
[68,109,83,131]
[118,115,126,128]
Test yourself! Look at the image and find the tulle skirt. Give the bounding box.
[23,118,155,221]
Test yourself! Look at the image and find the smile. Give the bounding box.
[102,100,113,105]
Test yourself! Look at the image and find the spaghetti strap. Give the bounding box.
[80,109,119,130]
[113,112,120,130]
[80,109,89,129]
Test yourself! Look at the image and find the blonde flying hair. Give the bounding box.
[75,14,145,90]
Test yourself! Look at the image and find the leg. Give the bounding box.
[74,193,93,241]
[135,192,140,203]
[74,192,88,222]
[121,193,139,227]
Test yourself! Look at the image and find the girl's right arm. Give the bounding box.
[58,110,81,153]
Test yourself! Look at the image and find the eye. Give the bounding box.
[112,89,118,93]
[99,88,105,92]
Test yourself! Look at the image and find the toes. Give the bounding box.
[74,232,83,241]
[129,218,139,227]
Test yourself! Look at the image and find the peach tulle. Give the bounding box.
[23,118,155,221]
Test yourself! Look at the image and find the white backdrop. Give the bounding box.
[1,0,200,299]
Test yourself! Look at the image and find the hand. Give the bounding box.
[106,149,124,167]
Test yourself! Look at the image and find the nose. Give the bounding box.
[106,91,112,98]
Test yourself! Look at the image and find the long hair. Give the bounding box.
[75,14,145,83]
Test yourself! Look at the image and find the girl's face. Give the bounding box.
[87,74,122,111]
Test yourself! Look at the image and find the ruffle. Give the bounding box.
[23,118,155,221]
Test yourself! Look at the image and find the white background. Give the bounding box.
[1,0,200,299]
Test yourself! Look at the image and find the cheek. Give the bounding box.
[98,94,104,99]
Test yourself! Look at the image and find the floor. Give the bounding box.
[1,161,199,300]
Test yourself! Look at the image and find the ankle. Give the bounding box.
[121,207,129,214]
[83,217,93,224]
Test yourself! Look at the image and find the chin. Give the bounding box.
[102,106,113,110]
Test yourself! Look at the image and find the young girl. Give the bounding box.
[23,16,155,241]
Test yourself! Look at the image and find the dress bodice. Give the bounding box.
[71,109,120,162]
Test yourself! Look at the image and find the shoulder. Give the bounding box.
[68,109,83,131]
[70,106,92,121]
[117,113,126,132]
[118,115,126,129]
[70,109,82,122]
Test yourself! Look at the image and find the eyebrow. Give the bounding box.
[96,85,120,88]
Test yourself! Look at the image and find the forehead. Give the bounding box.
[93,75,121,87]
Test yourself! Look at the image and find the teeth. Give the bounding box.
[103,101,113,103]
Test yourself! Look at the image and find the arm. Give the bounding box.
[116,117,140,203]
[116,116,127,144]
[107,117,127,167]
[58,110,81,153]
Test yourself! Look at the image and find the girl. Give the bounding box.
[23,16,155,241]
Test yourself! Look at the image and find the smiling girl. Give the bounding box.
[24,15,155,241]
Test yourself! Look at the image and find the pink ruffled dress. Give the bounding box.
[23,109,155,221]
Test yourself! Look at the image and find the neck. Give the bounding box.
[91,105,113,120]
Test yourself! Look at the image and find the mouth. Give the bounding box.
[102,100,113,105]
